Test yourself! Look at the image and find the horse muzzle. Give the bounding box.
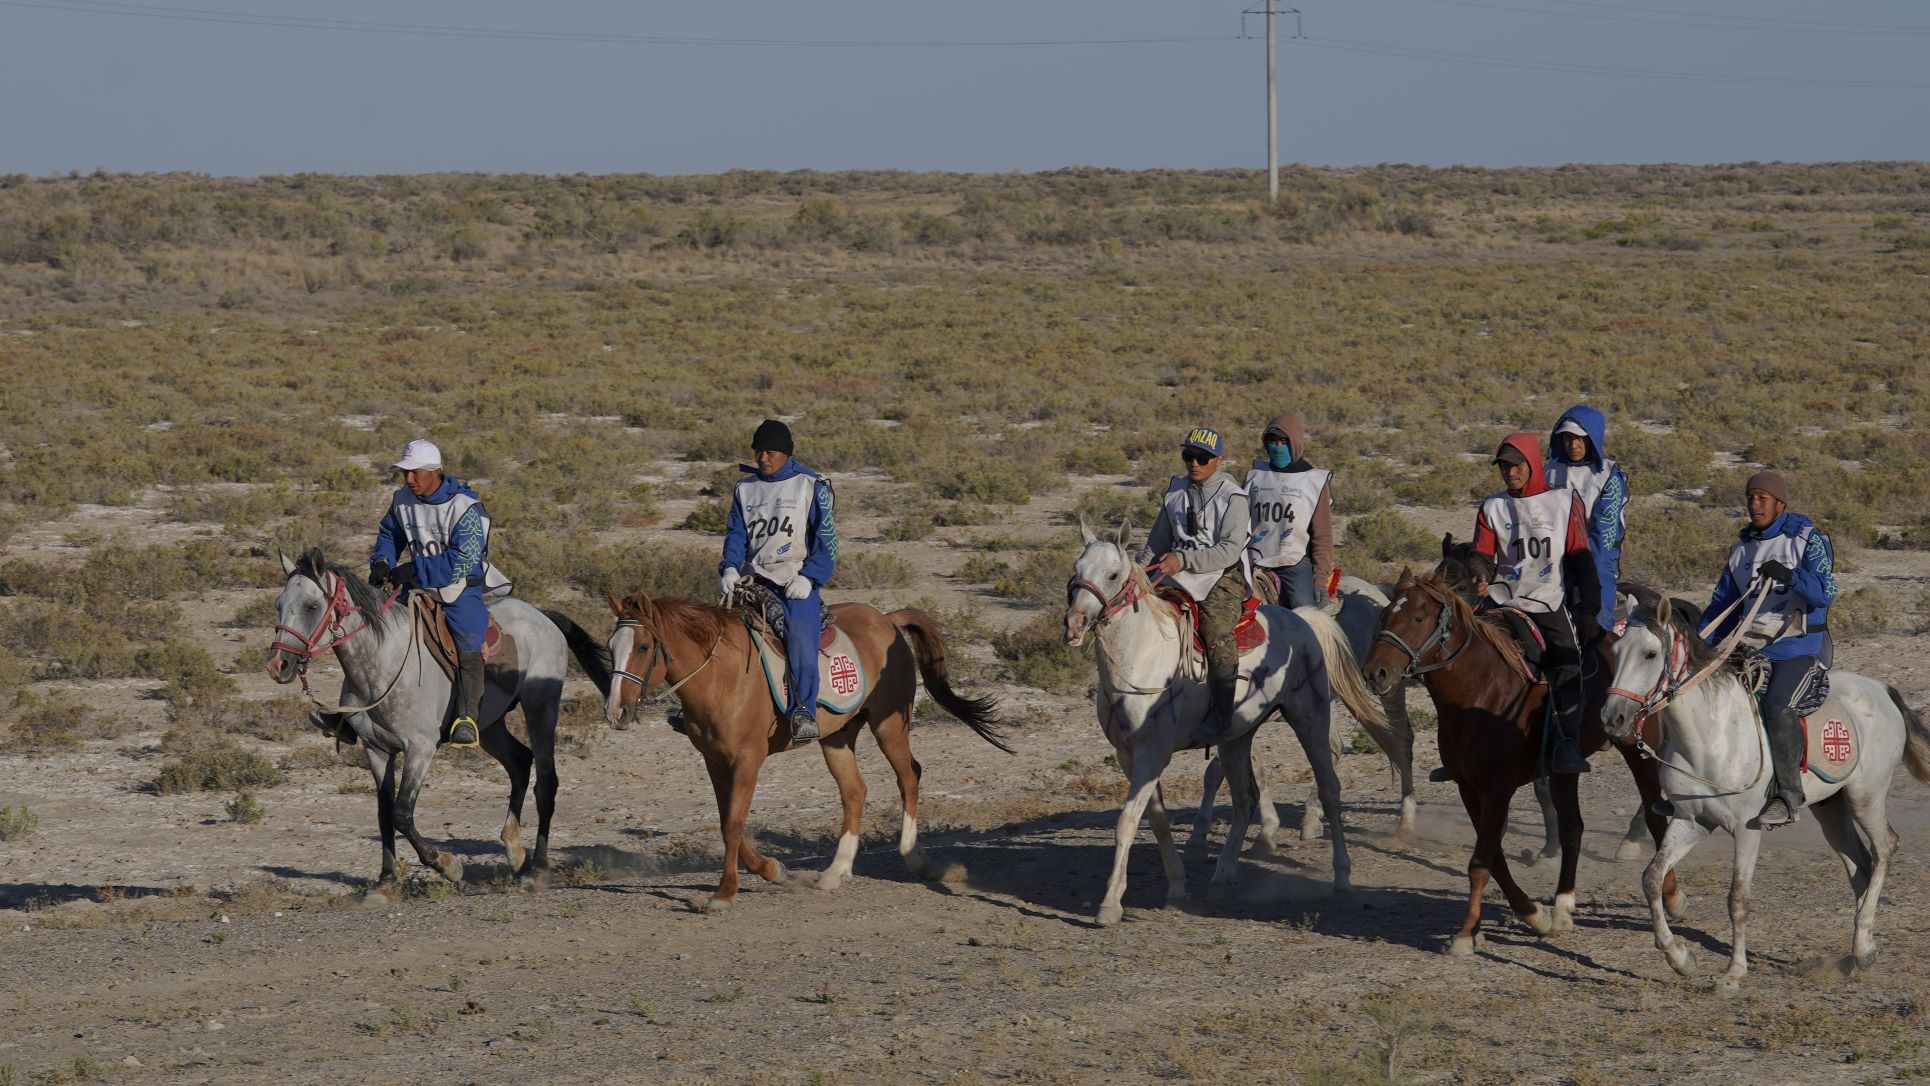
[1600,698,1639,745]
[264,648,299,685]
[1063,609,1089,648]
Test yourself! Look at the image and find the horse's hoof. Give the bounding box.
[1525,907,1553,936]
[1856,945,1879,971]
[361,884,398,909]
[1616,840,1644,862]
[1717,976,1744,999]
[1299,826,1321,844]
[816,873,843,893]
[1665,939,1697,977]
[1517,848,1543,868]
[903,849,934,880]
[518,869,551,894]
[765,861,789,886]
[1253,836,1282,859]
[703,895,734,915]
[1096,902,1124,927]
[1447,934,1481,957]
[1164,889,1191,911]
[434,854,465,884]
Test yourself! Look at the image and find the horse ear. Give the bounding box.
[1077,512,1096,547]
[278,550,297,576]
[605,591,624,616]
[1440,532,1455,558]
[302,547,325,575]
[1655,595,1672,628]
[1395,566,1415,589]
[1117,515,1132,551]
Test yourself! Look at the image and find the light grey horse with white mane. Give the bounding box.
[1063,518,1392,926]
[1603,589,1930,993]
[265,549,609,901]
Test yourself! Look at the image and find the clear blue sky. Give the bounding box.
[2,0,1925,175]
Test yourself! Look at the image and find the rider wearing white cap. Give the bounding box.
[368,439,512,748]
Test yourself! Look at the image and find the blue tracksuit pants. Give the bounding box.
[758,576,821,716]
[431,582,490,653]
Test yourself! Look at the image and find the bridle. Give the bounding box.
[1605,617,1690,722]
[268,569,405,704]
[1065,559,1157,623]
[610,615,722,703]
[1375,590,1469,678]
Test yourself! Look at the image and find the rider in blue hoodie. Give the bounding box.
[720,420,838,744]
[1702,470,1836,828]
[368,439,512,748]
[1544,405,1628,634]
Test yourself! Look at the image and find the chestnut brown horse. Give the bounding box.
[592,592,1010,911]
[1362,568,1681,955]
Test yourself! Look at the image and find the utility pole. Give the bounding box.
[1244,6,1299,203]
[1267,0,1277,203]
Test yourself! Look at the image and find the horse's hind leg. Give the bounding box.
[478,721,533,874]
[363,747,401,904]
[1385,689,1419,845]
[1548,771,1584,933]
[871,708,932,880]
[1209,732,1259,894]
[1623,743,1684,916]
[1145,781,1189,908]
[1292,704,1351,892]
[521,686,562,876]
[1836,790,1897,971]
[816,729,867,892]
[1192,754,1223,853]
[1718,822,1763,995]
[1526,776,1561,865]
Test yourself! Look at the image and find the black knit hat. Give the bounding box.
[751,419,794,455]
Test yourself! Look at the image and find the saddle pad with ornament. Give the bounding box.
[414,592,513,683]
[1800,697,1862,785]
[1153,585,1268,659]
[750,623,867,716]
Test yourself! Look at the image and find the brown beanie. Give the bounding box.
[1745,470,1789,505]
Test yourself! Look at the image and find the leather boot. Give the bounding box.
[1757,709,1806,828]
[1548,680,1590,776]
[448,650,483,748]
[789,705,820,744]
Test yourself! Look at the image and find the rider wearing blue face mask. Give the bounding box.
[1244,412,1335,609]
[1702,470,1837,829]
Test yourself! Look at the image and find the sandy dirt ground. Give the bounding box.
[4,484,1930,1085]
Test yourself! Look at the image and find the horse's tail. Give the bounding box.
[1294,605,1399,761]
[886,608,1015,754]
[1886,685,1930,784]
[543,609,613,696]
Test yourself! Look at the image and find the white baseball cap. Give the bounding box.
[1556,419,1588,438]
[393,439,442,471]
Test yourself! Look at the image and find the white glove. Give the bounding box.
[786,575,813,600]
[718,569,741,600]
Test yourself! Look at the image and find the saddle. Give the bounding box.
[1150,584,1268,669]
[727,580,859,716]
[413,592,515,682]
[1490,606,1548,686]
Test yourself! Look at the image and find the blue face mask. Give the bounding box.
[1266,444,1294,469]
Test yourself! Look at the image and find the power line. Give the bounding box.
[1432,0,1930,37]
[1536,0,1930,33]
[1290,33,1930,89]
[0,0,1233,47]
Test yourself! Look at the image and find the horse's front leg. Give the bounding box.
[1294,704,1351,893]
[1549,771,1583,932]
[362,745,401,905]
[1191,753,1224,852]
[1525,775,1561,865]
[1646,817,1707,978]
[1097,742,1170,927]
[391,741,463,884]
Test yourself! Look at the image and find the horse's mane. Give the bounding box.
[1622,582,1736,675]
[297,550,405,633]
[625,592,734,643]
[1407,572,1530,676]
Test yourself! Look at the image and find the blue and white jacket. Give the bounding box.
[721,459,837,590]
[371,475,511,602]
[1544,405,1628,630]
[1704,511,1836,663]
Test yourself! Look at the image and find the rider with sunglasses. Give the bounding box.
[1135,426,1252,742]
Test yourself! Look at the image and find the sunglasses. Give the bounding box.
[1181,449,1216,465]
[1262,436,1290,446]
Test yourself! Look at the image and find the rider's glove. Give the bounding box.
[1757,560,1794,586]
[718,568,741,600]
[786,575,813,601]
[367,559,391,588]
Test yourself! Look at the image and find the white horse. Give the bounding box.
[1062,518,1391,926]
[1194,577,1417,847]
[265,549,607,901]
[1602,591,1930,993]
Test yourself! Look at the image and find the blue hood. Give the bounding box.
[741,458,816,483]
[420,475,479,505]
[1741,510,1815,544]
[1547,404,1608,468]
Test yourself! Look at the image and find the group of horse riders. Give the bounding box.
[365,404,1834,830]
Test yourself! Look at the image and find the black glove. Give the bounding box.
[367,559,391,588]
[1757,560,1793,586]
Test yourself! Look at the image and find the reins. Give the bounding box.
[613,614,724,701]
[269,570,414,716]
[1375,592,1470,679]
[1069,558,1176,697]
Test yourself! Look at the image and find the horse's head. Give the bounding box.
[1435,533,1491,609]
[1363,567,1455,695]
[1063,514,1136,647]
[1602,589,1675,745]
[266,548,341,685]
[603,591,656,730]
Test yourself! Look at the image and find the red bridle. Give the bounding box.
[268,570,402,693]
[1066,564,1163,624]
[1605,617,1688,718]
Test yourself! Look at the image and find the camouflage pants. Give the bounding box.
[1197,574,1246,669]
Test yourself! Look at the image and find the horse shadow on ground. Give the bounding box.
[0,882,182,910]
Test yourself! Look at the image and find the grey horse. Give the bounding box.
[265,549,608,901]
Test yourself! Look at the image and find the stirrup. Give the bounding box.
[447,716,480,749]
[1756,796,1798,829]
[1427,766,1454,784]
[789,712,820,744]
[1549,741,1591,776]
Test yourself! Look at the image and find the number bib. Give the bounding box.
[389,488,510,603]
[735,472,818,585]
[1246,465,1328,568]
[1480,489,1575,614]
[1727,526,1813,642]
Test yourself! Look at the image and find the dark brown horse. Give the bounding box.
[1362,568,1681,954]
[590,592,1011,910]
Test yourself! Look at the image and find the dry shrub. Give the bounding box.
[1830,586,1893,636]
[0,805,38,840]
[836,552,913,590]
[6,690,126,754]
[990,613,1090,696]
[1621,502,1733,590]
[153,735,285,794]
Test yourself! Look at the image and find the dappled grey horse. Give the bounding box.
[265,549,607,901]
